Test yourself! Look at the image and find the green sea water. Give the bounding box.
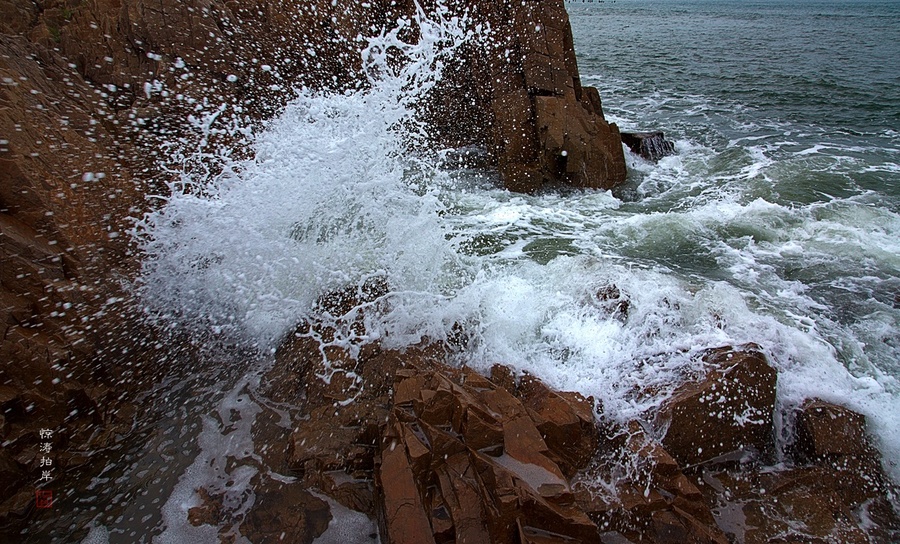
[567,0,900,377]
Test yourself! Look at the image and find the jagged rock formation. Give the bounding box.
[620,131,675,162]
[438,0,628,192]
[2,0,897,541]
[655,347,777,466]
[0,0,625,531]
[259,317,899,543]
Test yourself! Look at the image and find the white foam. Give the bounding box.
[155,370,265,543]
[80,522,110,544]
[311,492,378,544]
[135,2,900,489]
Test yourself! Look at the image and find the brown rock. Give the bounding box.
[518,374,600,478]
[462,403,504,453]
[657,346,777,466]
[0,489,34,529]
[446,0,627,192]
[794,398,873,459]
[187,488,223,528]
[620,132,676,162]
[572,418,729,544]
[490,364,519,394]
[226,478,334,544]
[518,521,582,544]
[698,467,878,544]
[0,452,26,500]
[374,364,604,543]
[623,421,681,479]
[434,452,491,543]
[793,399,896,512]
[377,417,436,544]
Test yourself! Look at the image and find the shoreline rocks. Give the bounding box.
[655,347,777,467]
[0,0,624,531]
[243,321,899,543]
[620,131,676,162]
[1,1,898,542]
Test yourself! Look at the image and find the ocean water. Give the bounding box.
[49,1,900,542]
[566,0,900,465]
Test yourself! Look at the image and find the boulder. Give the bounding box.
[656,346,777,466]
[620,132,676,162]
[793,399,896,510]
[517,374,599,478]
[575,421,728,544]
[794,398,875,460]
[375,365,603,544]
[698,467,878,544]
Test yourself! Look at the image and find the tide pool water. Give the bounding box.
[62,1,900,541]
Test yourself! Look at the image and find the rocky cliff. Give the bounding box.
[0,0,625,532]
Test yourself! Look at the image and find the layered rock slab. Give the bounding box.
[377,365,601,543]
[262,320,900,544]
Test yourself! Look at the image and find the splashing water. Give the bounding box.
[134,2,900,513]
[135,4,476,349]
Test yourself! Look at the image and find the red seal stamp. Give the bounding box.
[35,490,53,509]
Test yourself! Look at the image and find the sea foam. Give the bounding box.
[135,1,900,494]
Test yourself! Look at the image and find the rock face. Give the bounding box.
[620,131,675,162]
[656,346,778,466]
[0,0,626,531]
[377,365,601,543]
[259,301,900,544]
[467,1,628,192]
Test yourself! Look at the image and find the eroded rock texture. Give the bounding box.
[377,365,601,543]
[620,131,675,162]
[448,0,628,192]
[656,346,778,466]
[0,0,625,530]
[255,332,899,544]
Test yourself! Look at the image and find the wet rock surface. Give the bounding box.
[1,0,898,542]
[0,0,622,532]
[656,346,777,467]
[791,399,899,524]
[698,466,897,544]
[620,131,676,162]
[249,337,898,544]
[377,365,600,543]
[481,0,628,192]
